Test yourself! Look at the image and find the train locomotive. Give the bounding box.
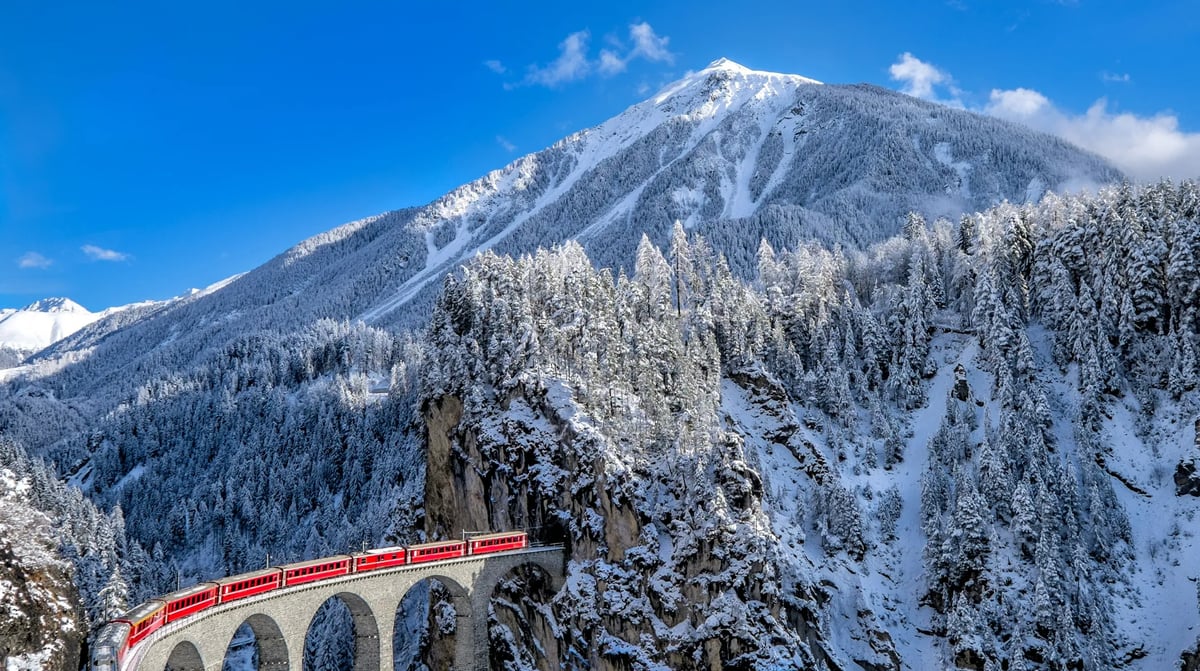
[90,531,527,671]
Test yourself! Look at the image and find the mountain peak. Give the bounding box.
[687,58,823,86]
[645,58,822,113]
[0,297,99,354]
[21,297,88,314]
[703,57,751,73]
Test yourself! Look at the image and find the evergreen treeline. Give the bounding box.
[69,320,427,593]
[0,439,144,629]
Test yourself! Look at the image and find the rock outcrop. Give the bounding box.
[422,382,826,670]
[1176,459,1200,497]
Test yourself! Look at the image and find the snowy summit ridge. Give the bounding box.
[20,297,88,314]
[0,297,99,356]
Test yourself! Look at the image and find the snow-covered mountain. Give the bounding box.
[5,59,1175,671]
[0,298,98,357]
[22,59,1120,406]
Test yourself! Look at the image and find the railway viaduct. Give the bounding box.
[123,546,564,671]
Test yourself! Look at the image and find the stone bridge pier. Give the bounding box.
[128,547,564,671]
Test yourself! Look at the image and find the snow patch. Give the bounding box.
[933,142,973,199]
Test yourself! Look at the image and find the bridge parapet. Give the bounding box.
[124,546,565,671]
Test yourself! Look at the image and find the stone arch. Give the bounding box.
[410,573,469,601]
[483,560,565,671]
[392,575,472,671]
[163,640,204,671]
[224,613,289,671]
[303,592,381,671]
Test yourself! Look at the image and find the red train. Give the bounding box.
[90,532,528,671]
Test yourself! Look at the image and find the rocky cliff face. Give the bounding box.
[0,470,86,671]
[422,379,875,671]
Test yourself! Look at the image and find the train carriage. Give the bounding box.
[407,539,466,564]
[90,621,131,671]
[161,581,220,622]
[352,546,407,572]
[281,555,353,586]
[215,567,283,603]
[115,601,166,648]
[467,531,527,555]
[90,529,534,671]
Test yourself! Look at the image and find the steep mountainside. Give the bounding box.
[13,58,1119,441]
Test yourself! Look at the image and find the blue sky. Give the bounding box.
[2,0,1197,310]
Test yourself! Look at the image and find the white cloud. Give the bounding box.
[889,52,949,100]
[483,60,507,74]
[985,91,1200,181]
[628,22,673,64]
[514,22,674,89]
[1101,71,1131,83]
[888,53,1200,181]
[598,49,626,76]
[82,245,129,262]
[496,136,516,152]
[524,31,592,87]
[17,252,52,269]
[986,87,1050,117]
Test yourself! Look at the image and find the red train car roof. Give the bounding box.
[357,545,406,555]
[214,567,281,586]
[160,581,218,602]
[406,539,465,551]
[468,531,526,542]
[116,601,164,624]
[279,554,353,571]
